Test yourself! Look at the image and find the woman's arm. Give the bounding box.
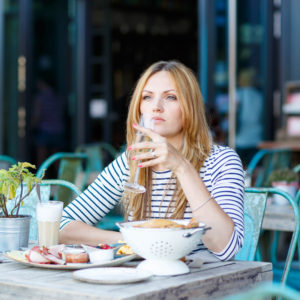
[174,155,235,253]
[128,124,244,259]
[173,147,244,258]
[59,221,122,245]
[131,126,244,258]
[59,153,128,245]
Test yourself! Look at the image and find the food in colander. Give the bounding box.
[134,218,199,229]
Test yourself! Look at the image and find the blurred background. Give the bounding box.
[0,0,300,167]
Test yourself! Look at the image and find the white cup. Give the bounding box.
[36,201,63,247]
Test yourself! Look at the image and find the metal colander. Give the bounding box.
[117,219,210,276]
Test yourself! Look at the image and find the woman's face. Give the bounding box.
[140,71,183,148]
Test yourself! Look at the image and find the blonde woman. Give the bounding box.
[60,61,244,261]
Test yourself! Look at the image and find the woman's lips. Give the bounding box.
[153,117,164,122]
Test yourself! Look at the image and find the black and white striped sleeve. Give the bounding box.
[60,152,129,230]
[209,147,245,260]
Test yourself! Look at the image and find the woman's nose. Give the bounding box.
[152,97,163,112]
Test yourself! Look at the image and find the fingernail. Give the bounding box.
[128,146,132,150]
[133,123,137,127]
[138,164,142,168]
[131,156,136,160]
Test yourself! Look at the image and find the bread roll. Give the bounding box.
[134,219,185,228]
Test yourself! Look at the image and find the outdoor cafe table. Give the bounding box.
[0,255,272,300]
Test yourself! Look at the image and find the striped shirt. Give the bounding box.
[61,144,245,261]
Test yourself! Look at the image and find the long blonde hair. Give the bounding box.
[123,61,211,220]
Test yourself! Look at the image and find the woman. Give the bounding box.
[59,61,244,261]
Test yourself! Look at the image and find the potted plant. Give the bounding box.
[0,162,42,252]
[268,168,299,205]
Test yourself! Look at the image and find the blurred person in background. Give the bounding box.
[236,68,263,165]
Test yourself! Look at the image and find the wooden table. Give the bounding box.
[258,140,300,151]
[0,257,272,300]
[262,204,295,232]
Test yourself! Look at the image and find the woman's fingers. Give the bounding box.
[129,140,156,152]
[130,146,159,160]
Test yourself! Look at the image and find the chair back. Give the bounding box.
[0,155,17,170]
[76,142,118,173]
[246,149,291,187]
[235,188,268,261]
[260,188,299,284]
[36,152,88,205]
[40,179,82,207]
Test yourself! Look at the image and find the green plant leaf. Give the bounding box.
[0,161,44,217]
[21,162,36,170]
[267,168,299,185]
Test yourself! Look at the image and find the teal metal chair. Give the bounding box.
[265,188,299,285]
[293,164,300,205]
[272,187,300,290]
[246,149,292,187]
[236,188,299,285]
[235,188,268,261]
[40,179,82,201]
[75,143,123,231]
[0,155,17,169]
[76,142,118,174]
[293,164,300,173]
[220,282,300,300]
[36,152,88,205]
[267,163,300,289]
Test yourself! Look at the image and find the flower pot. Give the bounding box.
[272,182,298,205]
[0,215,31,252]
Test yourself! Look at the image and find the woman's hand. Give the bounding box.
[128,123,185,173]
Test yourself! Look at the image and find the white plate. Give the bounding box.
[73,267,152,284]
[3,251,137,270]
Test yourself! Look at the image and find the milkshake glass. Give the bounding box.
[36,201,63,247]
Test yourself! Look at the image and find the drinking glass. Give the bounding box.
[36,201,63,247]
[124,115,154,194]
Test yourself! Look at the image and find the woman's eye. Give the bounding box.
[142,95,151,100]
[166,95,177,101]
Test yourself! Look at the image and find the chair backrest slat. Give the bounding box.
[0,155,17,170]
[235,189,268,261]
[36,152,88,205]
[76,142,118,173]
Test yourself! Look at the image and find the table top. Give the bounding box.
[258,140,300,151]
[262,203,295,232]
[0,255,272,300]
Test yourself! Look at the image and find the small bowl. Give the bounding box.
[62,248,86,259]
[88,249,114,263]
[62,248,89,264]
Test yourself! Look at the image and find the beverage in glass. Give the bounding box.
[36,201,63,247]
